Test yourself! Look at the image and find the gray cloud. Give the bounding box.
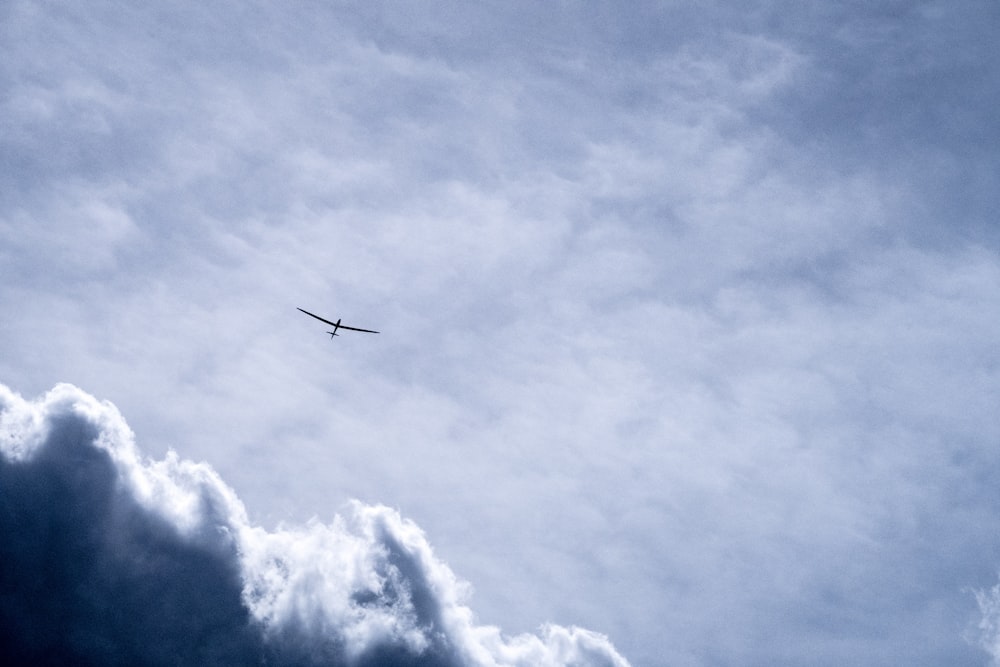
[0,382,630,667]
[3,2,1000,665]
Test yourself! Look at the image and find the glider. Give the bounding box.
[297,307,379,337]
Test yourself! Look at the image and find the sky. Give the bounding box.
[1,1,999,665]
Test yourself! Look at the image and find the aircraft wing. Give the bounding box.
[297,307,339,327]
[336,324,379,334]
[298,307,379,334]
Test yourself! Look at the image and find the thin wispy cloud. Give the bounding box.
[1,1,999,665]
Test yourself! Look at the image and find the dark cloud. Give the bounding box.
[0,410,261,666]
[0,383,629,667]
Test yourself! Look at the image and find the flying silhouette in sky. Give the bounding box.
[297,307,379,337]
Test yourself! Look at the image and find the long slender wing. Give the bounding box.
[297,307,339,327]
[298,307,379,333]
[336,324,380,334]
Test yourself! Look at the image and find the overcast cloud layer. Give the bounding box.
[2,2,1000,665]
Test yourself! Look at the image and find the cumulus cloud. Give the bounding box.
[0,382,630,667]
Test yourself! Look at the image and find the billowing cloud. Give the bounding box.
[0,382,629,667]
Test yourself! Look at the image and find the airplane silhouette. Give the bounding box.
[297,307,379,336]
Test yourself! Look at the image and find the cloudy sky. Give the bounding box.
[2,1,999,665]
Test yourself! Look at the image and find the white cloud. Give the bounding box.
[0,381,630,666]
[976,582,1000,664]
[1,3,999,665]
